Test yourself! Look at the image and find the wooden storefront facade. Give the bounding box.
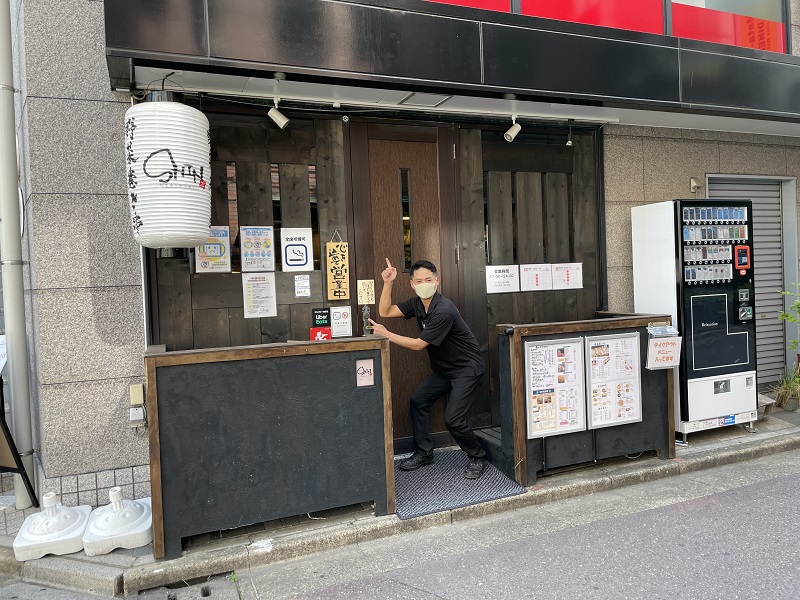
[148,105,603,450]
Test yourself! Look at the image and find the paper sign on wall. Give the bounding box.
[196,226,231,273]
[520,264,553,291]
[486,265,520,294]
[242,272,277,318]
[294,274,311,298]
[552,263,583,290]
[357,280,375,305]
[240,226,275,272]
[326,242,350,301]
[647,337,683,369]
[330,306,353,338]
[356,359,374,387]
[281,228,314,272]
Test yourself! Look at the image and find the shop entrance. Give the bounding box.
[351,123,458,451]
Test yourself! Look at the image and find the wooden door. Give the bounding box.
[352,124,451,450]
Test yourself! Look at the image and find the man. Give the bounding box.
[368,258,488,480]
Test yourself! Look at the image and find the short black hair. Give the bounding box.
[410,260,437,277]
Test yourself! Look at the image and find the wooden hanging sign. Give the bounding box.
[326,241,350,301]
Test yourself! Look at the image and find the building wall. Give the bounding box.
[6,1,800,507]
[604,124,800,313]
[11,0,148,505]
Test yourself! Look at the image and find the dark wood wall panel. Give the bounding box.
[193,308,230,349]
[267,126,316,165]
[482,142,573,174]
[210,161,229,226]
[261,305,291,344]
[545,172,578,322]
[290,304,313,341]
[486,171,514,404]
[514,172,544,324]
[236,162,273,226]
[211,122,269,163]
[315,120,350,308]
[279,164,312,227]
[229,307,262,346]
[458,129,491,424]
[156,258,194,351]
[191,274,241,309]
[572,133,599,319]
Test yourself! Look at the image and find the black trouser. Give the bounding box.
[410,371,486,460]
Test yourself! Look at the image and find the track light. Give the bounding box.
[504,116,520,142]
[268,98,289,129]
[566,119,573,147]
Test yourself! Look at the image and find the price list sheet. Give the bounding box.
[585,332,642,429]
[524,338,586,439]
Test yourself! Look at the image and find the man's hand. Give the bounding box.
[381,258,397,283]
[368,318,389,337]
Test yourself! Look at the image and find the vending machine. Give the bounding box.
[631,199,758,440]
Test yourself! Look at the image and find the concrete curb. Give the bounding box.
[7,429,800,596]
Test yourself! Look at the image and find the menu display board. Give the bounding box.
[524,338,586,439]
[585,332,642,429]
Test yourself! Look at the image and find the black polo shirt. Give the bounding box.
[397,292,485,378]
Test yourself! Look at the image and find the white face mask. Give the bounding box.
[414,282,437,299]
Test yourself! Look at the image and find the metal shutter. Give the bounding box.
[708,179,784,385]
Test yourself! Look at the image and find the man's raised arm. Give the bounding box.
[379,258,404,318]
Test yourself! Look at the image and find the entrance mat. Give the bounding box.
[394,449,525,520]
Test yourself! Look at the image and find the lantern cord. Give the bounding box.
[161,72,175,91]
[329,229,344,243]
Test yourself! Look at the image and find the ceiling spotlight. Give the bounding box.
[268,98,289,129]
[566,119,573,147]
[504,116,521,143]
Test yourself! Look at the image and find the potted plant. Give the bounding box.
[776,284,800,410]
[773,363,800,411]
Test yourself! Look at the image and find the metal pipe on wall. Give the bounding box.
[0,0,34,509]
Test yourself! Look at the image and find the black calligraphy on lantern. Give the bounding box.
[327,242,350,300]
[125,116,144,234]
[142,148,207,189]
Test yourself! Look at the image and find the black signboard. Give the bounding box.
[313,308,331,327]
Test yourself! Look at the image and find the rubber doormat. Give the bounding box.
[394,449,525,520]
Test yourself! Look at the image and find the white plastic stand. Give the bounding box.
[12,492,91,561]
[82,487,152,556]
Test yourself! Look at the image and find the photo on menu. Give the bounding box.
[591,342,610,362]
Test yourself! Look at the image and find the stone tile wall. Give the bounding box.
[603,124,800,313]
[11,0,149,486]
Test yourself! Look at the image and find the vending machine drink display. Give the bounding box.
[631,200,758,440]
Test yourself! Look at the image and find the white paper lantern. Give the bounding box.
[123,101,211,248]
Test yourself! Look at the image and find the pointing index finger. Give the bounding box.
[385,258,393,269]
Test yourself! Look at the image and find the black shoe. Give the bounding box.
[464,457,487,479]
[399,451,434,471]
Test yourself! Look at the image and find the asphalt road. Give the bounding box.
[5,449,800,600]
[229,448,800,600]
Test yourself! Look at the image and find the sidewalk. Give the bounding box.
[2,399,800,597]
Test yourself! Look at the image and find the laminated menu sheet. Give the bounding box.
[585,332,642,429]
[524,338,586,439]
